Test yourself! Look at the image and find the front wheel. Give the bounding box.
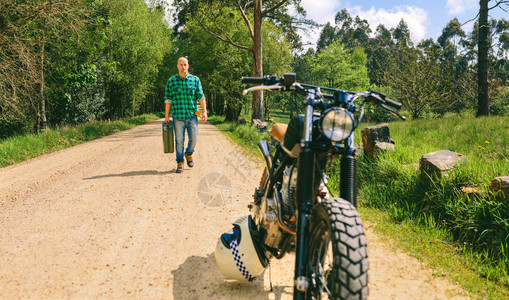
[306,198,369,299]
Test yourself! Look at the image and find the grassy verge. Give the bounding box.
[0,113,162,168]
[361,207,508,299]
[345,115,509,297]
[207,115,269,161]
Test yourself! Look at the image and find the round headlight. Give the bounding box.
[320,108,354,142]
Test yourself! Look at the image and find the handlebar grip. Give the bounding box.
[241,77,266,84]
[369,92,402,110]
[384,98,402,109]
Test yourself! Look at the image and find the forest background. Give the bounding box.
[1,0,508,138]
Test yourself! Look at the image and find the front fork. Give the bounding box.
[293,149,314,299]
[294,95,316,299]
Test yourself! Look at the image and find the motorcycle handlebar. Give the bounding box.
[367,91,402,110]
[241,77,266,84]
[241,73,404,114]
[384,98,402,109]
[241,75,279,85]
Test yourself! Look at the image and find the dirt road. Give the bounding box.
[0,120,468,299]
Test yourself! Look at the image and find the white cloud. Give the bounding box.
[348,5,428,43]
[299,0,341,48]
[301,0,341,23]
[446,0,477,15]
[298,2,429,49]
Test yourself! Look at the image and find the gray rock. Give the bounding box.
[420,150,467,180]
[491,176,509,200]
[252,119,268,131]
[361,123,395,156]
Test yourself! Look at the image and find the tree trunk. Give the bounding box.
[251,0,264,122]
[477,0,490,117]
[40,35,47,131]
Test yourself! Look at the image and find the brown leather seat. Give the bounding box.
[270,123,288,143]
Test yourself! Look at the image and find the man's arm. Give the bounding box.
[199,98,207,123]
[165,102,171,123]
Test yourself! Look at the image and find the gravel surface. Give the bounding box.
[0,120,467,299]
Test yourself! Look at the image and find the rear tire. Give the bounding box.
[307,198,369,299]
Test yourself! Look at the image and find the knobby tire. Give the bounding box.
[307,198,369,300]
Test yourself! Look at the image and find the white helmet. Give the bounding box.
[215,215,268,281]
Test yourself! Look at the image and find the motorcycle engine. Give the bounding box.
[257,164,297,252]
[281,164,298,218]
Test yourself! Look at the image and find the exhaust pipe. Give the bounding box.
[258,140,272,170]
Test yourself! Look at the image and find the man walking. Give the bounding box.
[164,57,207,173]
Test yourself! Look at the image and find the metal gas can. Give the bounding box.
[162,120,174,153]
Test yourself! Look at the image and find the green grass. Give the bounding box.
[240,108,293,124]
[208,114,269,160]
[340,114,509,298]
[0,113,161,168]
[210,112,509,299]
[360,207,509,299]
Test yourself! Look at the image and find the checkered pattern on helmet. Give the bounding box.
[229,239,256,282]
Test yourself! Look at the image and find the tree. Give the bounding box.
[365,24,394,86]
[0,1,39,137]
[0,0,98,132]
[476,0,509,116]
[0,0,173,138]
[392,19,412,48]
[384,44,472,119]
[309,40,369,90]
[317,22,336,52]
[172,0,311,121]
[102,0,172,119]
[183,6,252,121]
[182,5,292,121]
[333,9,372,49]
[478,0,490,116]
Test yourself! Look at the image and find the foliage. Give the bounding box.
[182,4,250,121]
[491,86,509,115]
[328,114,509,288]
[0,0,96,134]
[309,40,369,90]
[178,2,293,121]
[171,0,313,51]
[383,45,474,119]
[312,6,509,120]
[103,0,172,119]
[0,0,172,139]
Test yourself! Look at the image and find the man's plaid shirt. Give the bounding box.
[164,74,205,119]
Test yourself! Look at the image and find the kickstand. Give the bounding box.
[269,262,273,292]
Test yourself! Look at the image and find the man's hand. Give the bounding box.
[202,112,208,123]
[164,115,171,123]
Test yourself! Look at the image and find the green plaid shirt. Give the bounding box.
[164,74,205,119]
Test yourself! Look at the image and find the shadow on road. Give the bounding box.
[172,253,292,300]
[83,170,172,180]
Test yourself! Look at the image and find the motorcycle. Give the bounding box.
[215,73,405,299]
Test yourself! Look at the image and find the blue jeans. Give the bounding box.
[173,116,198,162]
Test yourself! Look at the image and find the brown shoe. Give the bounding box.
[185,152,194,167]
[176,161,184,173]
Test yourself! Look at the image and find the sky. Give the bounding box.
[299,0,507,47]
